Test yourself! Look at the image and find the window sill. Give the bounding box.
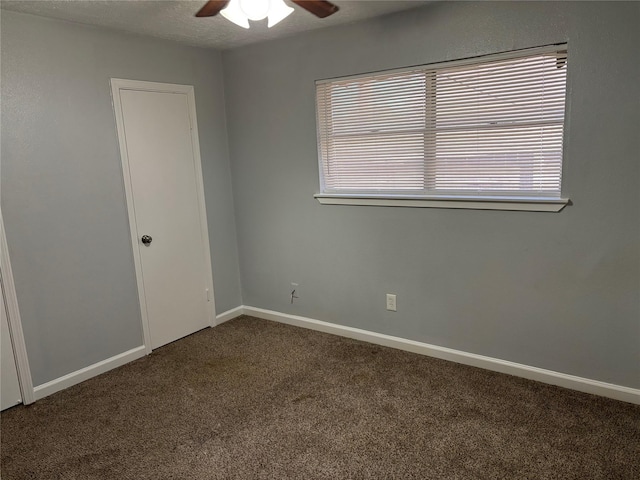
[314,194,570,212]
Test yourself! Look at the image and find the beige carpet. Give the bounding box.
[2,315,639,479]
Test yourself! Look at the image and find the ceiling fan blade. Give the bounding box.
[292,0,339,19]
[195,0,230,17]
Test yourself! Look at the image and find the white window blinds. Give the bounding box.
[316,46,568,200]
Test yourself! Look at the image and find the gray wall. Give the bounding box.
[2,1,639,392]
[223,1,640,388]
[1,11,242,386]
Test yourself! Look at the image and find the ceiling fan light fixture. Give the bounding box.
[220,0,250,28]
[196,0,339,26]
[267,0,294,27]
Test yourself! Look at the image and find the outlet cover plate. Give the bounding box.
[386,294,397,312]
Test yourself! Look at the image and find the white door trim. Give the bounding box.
[110,78,217,354]
[0,210,35,404]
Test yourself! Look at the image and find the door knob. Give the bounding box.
[141,235,153,246]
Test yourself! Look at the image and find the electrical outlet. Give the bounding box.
[290,282,299,304]
[386,294,397,312]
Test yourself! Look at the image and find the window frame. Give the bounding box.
[314,44,570,212]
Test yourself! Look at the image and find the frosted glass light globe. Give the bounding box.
[267,0,294,27]
[239,0,271,21]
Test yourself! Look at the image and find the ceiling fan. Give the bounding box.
[196,0,339,29]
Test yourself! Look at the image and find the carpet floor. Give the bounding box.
[1,315,639,479]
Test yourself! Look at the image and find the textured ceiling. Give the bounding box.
[1,0,429,50]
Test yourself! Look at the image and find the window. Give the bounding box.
[315,45,569,211]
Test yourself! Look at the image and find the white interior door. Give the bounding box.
[112,80,214,350]
[1,280,22,410]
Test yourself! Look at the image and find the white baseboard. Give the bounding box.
[243,306,640,405]
[215,306,245,325]
[32,307,246,402]
[30,306,640,406]
[33,346,147,401]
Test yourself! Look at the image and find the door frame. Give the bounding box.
[0,210,35,405]
[110,79,217,354]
